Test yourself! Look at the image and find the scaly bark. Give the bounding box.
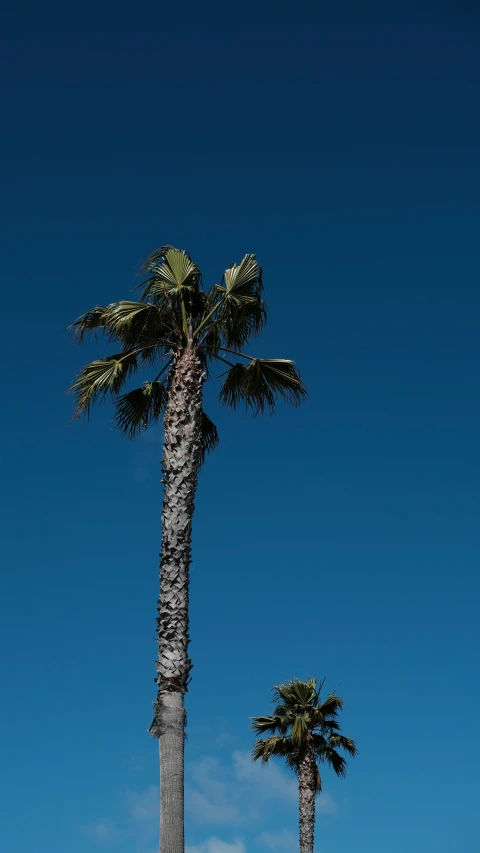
[149,345,203,853]
[298,743,316,853]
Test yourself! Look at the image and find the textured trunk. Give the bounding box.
[159,692,185,853]
[149,346,203,853]
[298,744,316,853]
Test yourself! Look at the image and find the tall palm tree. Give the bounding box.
[69,246,306,853]
[252,678,357,853]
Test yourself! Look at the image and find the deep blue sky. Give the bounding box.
[1,2,479,852]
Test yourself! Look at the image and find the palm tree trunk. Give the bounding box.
[158,691,185,853]
[298,745,316,853]
[149,345,204,853]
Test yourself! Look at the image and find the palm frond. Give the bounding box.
[220,298,267,349]
[251,715,283,736]
[312,733,328,755]
[70,301,178,354]
[328,735,358,757]
[114,380,169,438]
[273,682,297,705]
[199,411,219,465]
[252,736,293,764]
[221,255,265,346]
[69,305,112,341]
[291,714,309,745]
[105,301,179,356]
[318,694,344,720]
[201,322,223,362]
[289,679,317,706]
[219,358,306,415]
[319,747,348,777]
[285,750,303,774]
[187,288,208,325]
[141,244,175,268]
[202,256,266,348]
[223,254,263,302]
[138,246,201,302]
[314,717,341,732]
[70,351,138,418]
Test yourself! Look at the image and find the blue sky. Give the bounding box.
[1,1,479,851]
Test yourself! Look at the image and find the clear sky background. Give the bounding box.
[1,1,479,852]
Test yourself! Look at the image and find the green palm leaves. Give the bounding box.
[70,246,306,441]
[114,381,168,438]
[211,254,266,348]
[138,245,202,301]
[71,351,140,418]
[252,678,357,791]
[219,358,305,415]
[71,301,176,352]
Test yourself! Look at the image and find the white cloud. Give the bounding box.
[186,838,246,853]
[232,750,297,803]
[129,785,159,821]
[82,785,159,851]
[84,818,123,845]
[316,791,337,815]
[257,829,298,852]
[187,788,240,825]
[186,757,240,825]
[186,750,325,828]
[83,748,336,852]
[186,750,337,829]
[125,786,159,852]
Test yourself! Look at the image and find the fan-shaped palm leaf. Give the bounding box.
[204,255,266,348]
[114,380,169,438]
[316,718,341,732]
[138,247,201,302]
[251,715,284,736]
[70,305,114,342]
[327,735,358,757]
[220,298,267,349]
[291,714,309,744]
[106,301,180,357]
[199,412,219,465]
[318,747,347,777]
[253,736,293,763]
[317,695,344,719]
[219,358,306,415]
[70,301,178,354]
[290,679,317,706]
[223,254,263,302]
[71,351,139,417]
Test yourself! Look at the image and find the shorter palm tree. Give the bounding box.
[252,678,357,853]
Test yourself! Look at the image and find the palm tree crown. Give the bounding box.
[252,678,357,791]
[70,246,306,437]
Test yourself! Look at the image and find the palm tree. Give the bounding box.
[252,678,357,853]
[69,246,306,853]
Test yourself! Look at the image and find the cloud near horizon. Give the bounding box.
[257,829,298,852]
[83,818,124,845]
[186,838,246,853]
[83,747,336,850]
[185,749,297,827]
[186,749,336,827]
